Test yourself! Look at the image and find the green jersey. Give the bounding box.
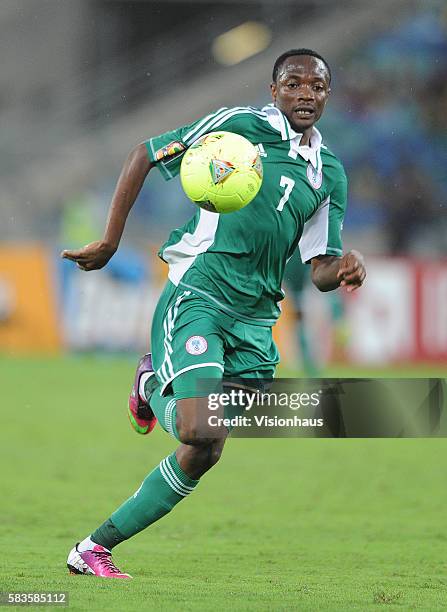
[145,104,347,326]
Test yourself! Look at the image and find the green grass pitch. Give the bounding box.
[1,356,446,611]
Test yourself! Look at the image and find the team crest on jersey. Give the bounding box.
[210,159,235,184]
[155,140,186,161]
[306,162,323,189]
[185,335,208,355]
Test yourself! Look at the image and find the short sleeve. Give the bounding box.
[144,108,228,180]
[145,106,266,181]
[298,170,347,263]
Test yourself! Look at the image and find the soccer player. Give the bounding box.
[63,49,366,578]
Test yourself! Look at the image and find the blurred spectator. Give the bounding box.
[384,160,439,255]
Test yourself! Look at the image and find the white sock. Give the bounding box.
[77,536,98,552]
[139,372,153,402]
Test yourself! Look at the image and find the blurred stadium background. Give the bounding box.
[0,0,446,372]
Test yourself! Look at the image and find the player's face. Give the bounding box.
[270,55,331,133]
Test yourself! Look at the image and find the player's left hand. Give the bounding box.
[337,250,366,292]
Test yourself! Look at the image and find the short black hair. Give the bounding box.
[272,48,331,84]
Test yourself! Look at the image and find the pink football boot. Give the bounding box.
[67,544,132,579]
[128,353,157,435]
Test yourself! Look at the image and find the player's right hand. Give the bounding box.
[61,240,117,271]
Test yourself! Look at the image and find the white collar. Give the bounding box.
[262,103,323,170]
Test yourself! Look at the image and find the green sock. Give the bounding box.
[149,387,179,440]
[92,452,199,547]
[91,518,127,549]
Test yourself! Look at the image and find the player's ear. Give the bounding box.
[270,82,277,102]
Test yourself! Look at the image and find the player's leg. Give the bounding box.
[67,382,226,578]
[105,369,227,543]
[67,287,228,578]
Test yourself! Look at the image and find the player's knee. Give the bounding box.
[176,397,226,446]
[193,440,225,474]
[199,439,226,473]
[175,436,226,478]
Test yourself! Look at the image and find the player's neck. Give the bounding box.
[299,130,312,146]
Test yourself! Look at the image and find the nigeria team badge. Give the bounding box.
[306,162,323,189]
[185,335,208,355]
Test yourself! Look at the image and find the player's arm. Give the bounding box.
[311,250,366,292]
[60,109,230,270]
[299,164,366,293]
[61,143,152,271]
[61,107,249,270]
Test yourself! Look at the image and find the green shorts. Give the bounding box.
[151,280,279,398]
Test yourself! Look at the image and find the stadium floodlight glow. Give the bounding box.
[212,22,272,66]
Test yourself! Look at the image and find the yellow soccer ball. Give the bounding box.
[180,131,263,213]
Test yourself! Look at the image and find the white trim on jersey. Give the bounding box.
[148,137,176,177]
[183,106,268,145]
[262,104,288,140]
[182,107,229,142]
[298,196,331,263]
[162,209,220,286]
[158,290,191,384]
[263,104,323,171]
[160,362,224,396]
[159,159,175,178]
